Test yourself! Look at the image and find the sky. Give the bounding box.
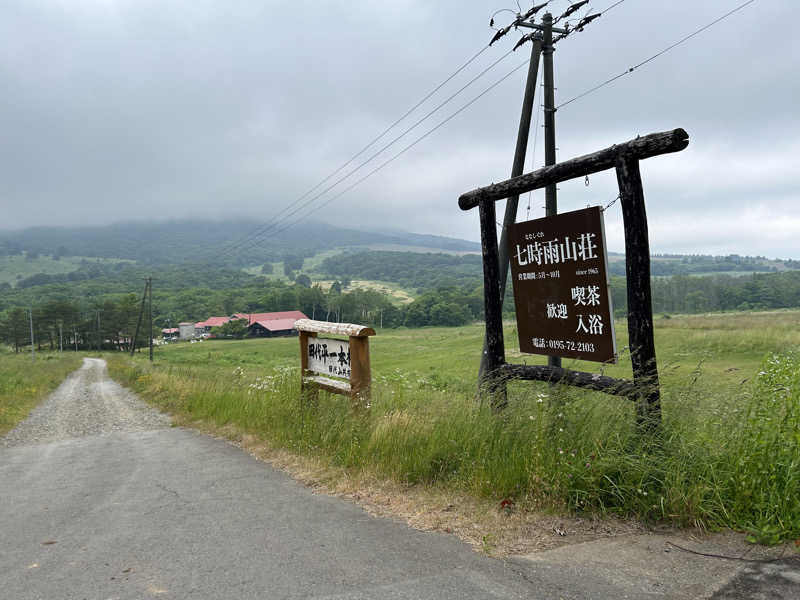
[1,0,798,258]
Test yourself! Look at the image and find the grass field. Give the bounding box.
[0,255,132,287]
[0,351,84,435]
[107,310,800,543]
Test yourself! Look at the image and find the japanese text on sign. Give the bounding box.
[507,207,617,363]
[307,337,352,379]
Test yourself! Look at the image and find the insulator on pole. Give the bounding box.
[522,2,549,20]
[561,0,590,20]
[576,13,602,30]
[489,24,512,46]
[513,34,532,52]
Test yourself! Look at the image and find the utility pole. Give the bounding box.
[96,310,101,352]
[131,279,149,356]
[59,322,63,354]
[29,307,35,362]
[478,34,543,381]
[148,277,153,361]
[542,11,561,369]
[73,325,78,352]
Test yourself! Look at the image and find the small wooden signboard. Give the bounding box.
[295,319,375,401]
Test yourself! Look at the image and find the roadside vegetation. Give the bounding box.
[0,351,83,435]
[107,310,800,544]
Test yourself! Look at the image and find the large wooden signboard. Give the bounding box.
[508,206,616,363]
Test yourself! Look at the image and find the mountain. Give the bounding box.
[0,219,480,266]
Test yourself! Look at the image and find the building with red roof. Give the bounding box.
[194,316,233,335]
[231,311,308,337]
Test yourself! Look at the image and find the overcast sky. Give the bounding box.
[1,1,798,258]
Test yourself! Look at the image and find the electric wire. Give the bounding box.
[216,43,493,259]
[525,93,543,220]
[556,0,757,110]
[218,48,518,258]
[266,59,534,239]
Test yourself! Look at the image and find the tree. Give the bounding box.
[295,273,311,288]
[1,307,28,352]
[212,319,249,338]
[429,302,470,326]
[261,263,273,275]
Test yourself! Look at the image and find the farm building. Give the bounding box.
[194,316,233,335]
[231,311,308,337]
[178,322,196,340]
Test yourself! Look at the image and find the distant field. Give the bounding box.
[0,255,132,287]
[108,309,800,542]
[314,279,415,304]
[362,243,480,256]
[241,262,290,281]
[133,310,800,394]
[109,311,800,543]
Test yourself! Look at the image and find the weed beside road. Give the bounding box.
[107,311,800,543]
[0,352,84,435]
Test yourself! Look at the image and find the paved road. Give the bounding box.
[2,358,797,599]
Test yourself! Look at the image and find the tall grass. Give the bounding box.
[0,351,84,435]
[107,342,800,543]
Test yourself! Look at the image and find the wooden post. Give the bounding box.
[299,330,318,400]
[349,336,371,402]
[478,199,507,408]
[615,154,661,432]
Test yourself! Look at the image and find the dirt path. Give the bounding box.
[1,357,169,448]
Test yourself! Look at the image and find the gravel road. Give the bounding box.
[1,357,169,448]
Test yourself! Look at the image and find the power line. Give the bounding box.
[556,0,757,110]
[525,92,543,220]
[220,48,518,259]
[267,59,534,238]
[216,43,493,260]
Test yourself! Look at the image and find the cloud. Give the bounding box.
[0,0,798,258]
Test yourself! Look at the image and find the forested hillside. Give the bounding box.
[2,219,800,351]
[0,220,479,267]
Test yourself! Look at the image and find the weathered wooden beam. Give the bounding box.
[499,363,638,397]
[459,128,689,210]
[615,154,661,431]
[478,199,507,409]
[294,319,375,337]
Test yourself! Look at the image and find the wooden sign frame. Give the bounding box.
[295,319,375,401]
[458,128,690,430]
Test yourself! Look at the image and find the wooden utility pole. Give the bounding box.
[131,279,149,356]
[148,277,153,361]
[59,322,63,354]
[28,307,35,361]
[542,11,561,369]
[478,33,544,382]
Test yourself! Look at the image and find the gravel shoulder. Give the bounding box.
[1,357,170,448]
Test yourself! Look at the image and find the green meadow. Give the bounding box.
[0,352,84,435]
[0,254,131,287]
[107,310,800,543]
